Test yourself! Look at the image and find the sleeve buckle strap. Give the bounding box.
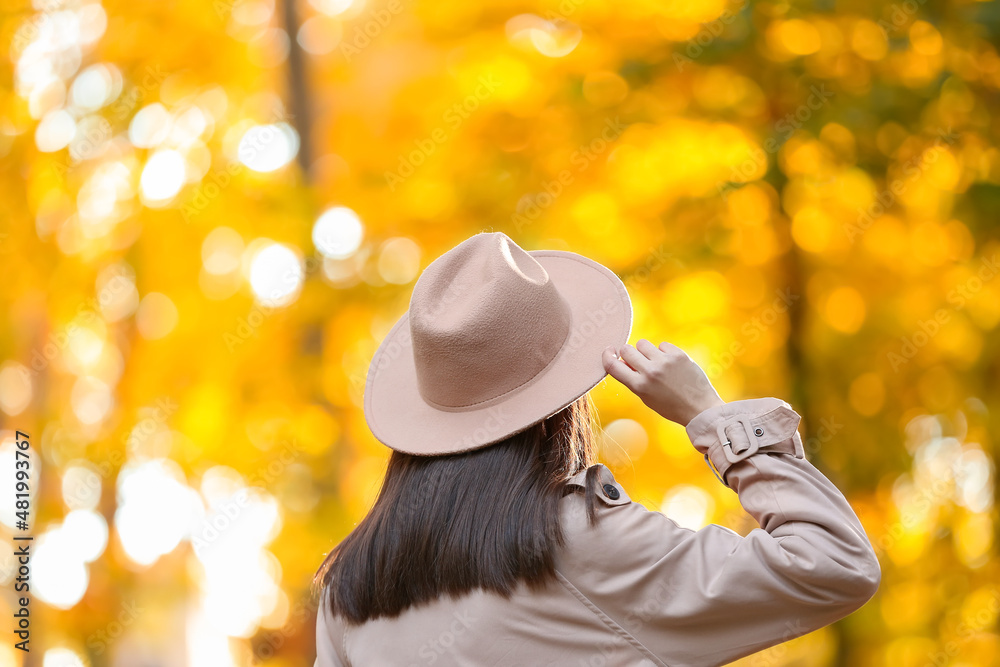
[699,405,804,488]
[716,415,760,463]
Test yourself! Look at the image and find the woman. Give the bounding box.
[313,232,881,666]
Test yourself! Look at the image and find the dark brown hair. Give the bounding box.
[312,393,604,624]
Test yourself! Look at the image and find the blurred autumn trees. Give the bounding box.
[1,0,999,664]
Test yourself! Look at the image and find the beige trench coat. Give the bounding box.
[314,397,881,666]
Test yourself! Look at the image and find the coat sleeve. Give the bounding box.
[314,587,348,667]
[556,398,882,667]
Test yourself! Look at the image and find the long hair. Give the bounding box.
[312,393,604,625]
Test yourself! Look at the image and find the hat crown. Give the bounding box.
[409,233,571,408]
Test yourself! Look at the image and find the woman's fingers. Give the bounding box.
[618,343,650,372]
[635,338,661,360]
[602,346,640,389]
[658,341,682,355]
[602,339,721,425]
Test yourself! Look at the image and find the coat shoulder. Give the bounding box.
[557,463,682,578]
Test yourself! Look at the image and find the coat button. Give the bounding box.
[602,483,620,500]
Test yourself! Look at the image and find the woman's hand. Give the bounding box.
[602,339,725,427]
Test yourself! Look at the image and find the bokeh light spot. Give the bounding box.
[136,292,180,340]
[313,207,364,259]
[238,123,299,172]
[140,150,186,203]
[377,237,421,284]
[249,242,304,306]
[661,485,715,530]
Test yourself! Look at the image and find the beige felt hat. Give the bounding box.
[363,231,632,456]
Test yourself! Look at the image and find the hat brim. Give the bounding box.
[363,249,633,456]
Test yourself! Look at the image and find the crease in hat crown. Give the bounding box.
[409,232,573,409]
